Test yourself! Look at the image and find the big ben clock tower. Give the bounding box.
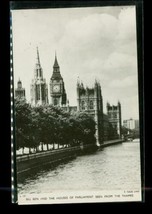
[50,54,67,106]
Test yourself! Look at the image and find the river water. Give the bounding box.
[18,140,141,195]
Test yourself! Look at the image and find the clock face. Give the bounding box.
[53,85,60,92]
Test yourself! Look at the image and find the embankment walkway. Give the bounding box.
[16,139,124,174]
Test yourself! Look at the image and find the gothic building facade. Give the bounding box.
[30,48,48,106]
[16,48,122,144]
[77,80,104,145]
[15,79,26,100]
[106,102,122,138]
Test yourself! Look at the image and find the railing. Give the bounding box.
[17,140,123,163]
[17,145,81,162]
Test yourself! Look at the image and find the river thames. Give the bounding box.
[18,139,141,199]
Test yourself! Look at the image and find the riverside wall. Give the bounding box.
[17,139,124,175]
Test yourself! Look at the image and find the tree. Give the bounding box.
[15,98,33,153]
[15,100,97,155]
[121,126,130,140]
[72,112,96,146]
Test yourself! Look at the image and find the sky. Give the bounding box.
[11,6,139,121]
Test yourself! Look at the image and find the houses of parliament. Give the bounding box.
[15,48,122,145]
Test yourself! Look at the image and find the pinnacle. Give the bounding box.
[53,53,59,68]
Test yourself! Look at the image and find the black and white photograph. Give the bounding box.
[11,3,143,204]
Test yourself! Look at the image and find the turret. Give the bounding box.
[15,79,26,100]
[17,78,22,89]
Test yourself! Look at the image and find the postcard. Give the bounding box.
[10,2,143,204]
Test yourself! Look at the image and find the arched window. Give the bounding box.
[82,101,85,110]
[90,100,94,109]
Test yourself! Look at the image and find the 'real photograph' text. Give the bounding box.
[10,4,143,204]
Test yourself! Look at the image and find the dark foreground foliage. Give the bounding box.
[14,99,96,154]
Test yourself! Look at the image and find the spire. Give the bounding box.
[53,52,59,69]
[36,47,40,65]
[35,47,43,79]
[52,52,61,77]
[18,78,21,83]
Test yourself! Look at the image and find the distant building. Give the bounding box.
[15,79,26,100]
[50,54,67,107]
[123,118,139,130]
[30,48,48,106]
[77,80,104,145]
[106,102,122,138]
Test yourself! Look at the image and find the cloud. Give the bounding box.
[103,52,137,72]
[121,95,139,120]
[118,7,136,41]
[109,75,138,88]
[58,12,118,58]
